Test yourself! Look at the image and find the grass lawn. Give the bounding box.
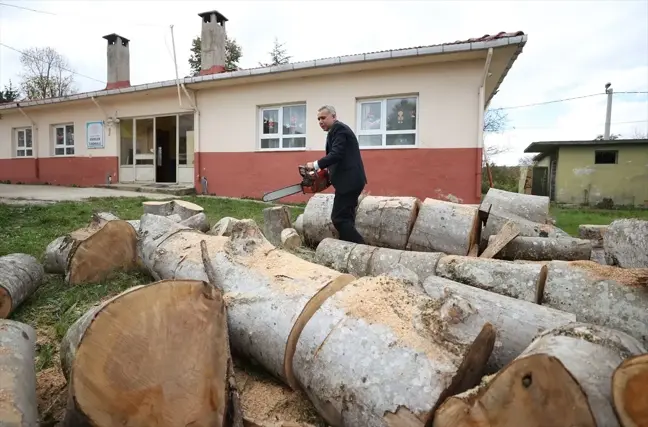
[550,205,648,236]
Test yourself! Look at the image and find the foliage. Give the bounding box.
[188,36,243,76]
[0,80,20,103]
[483,108,511,161]
[18,47,77,100]
[594,133,621,140]
[259,37,292,67]
[481,165,521,194]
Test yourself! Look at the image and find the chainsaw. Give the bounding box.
[262,165,330,202]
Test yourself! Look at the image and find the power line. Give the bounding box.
[0,42,105,84]
[494,91,648,111]
[503,119,648,131]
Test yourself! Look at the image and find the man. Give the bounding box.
[307,105,367,244]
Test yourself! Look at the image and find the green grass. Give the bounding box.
[550,205,648,236]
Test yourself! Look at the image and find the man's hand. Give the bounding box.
[306,162,314,170]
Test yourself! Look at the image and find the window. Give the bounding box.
[53,124,75,156]
[595,150,617,164]
[15,127,33,157]
[259,104,306,150]
[356,96,418,147]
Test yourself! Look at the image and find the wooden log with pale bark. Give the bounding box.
[59,278,238,427]
[612,353,648,427]
[481,210,569,246]
[491,235,593,261]
[482,188,550,224]
[301,194,339,246]
[0,253,45,318]
[281,228,301,249]
[42,213,140,285]
[294,214,304,236]
[210,217,243,236]
[138,214,497,427]
[433,323,645,427]
[355,195,420,249]
[0,319,38,426]
[263,206,292,246]
[142,199,204,220]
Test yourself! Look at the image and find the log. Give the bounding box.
[263,206,292,246]
[406,198,478,255]
[60,279,235,427]
[281,228,301,250]
[301,194,338,247]
[354,195,420,249]
[384,264,422,289]
[179,212,210,233]
[142,199,204,220]
[435,255,548,303]
[482,209,569,246]
[578,224,608,246]
[491,235,593,261]
[0,319,38,426]
[294,214,304,236]
[603,219,648,268]
[139,215,498,426]
[42,213,140,285]
[422,276,576,373]
[541,260,648,347]
[433,323,645,427]
[211,217,243,237]
[479,220,520,259]
[0,253,45,318]
[612,353,648,427]
[482,188,550,224]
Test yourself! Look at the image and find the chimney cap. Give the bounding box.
[103,33,130,44]
[198,10,228,23]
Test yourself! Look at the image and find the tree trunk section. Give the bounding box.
[42,214,140,285]
[603,219,648,268]
[482,188,550,224]
[179,212,211,233]
[294,214,304,236]
[479,220,520,259]
[435,255,547,303]
[491,235,593,261]
[281,228,301,250]
[422,276,576,373]
[0,253,45,318]
[579,224,608,247]
[0,319,38,427]
[482,210,569,247]
[541,260,648,347]
[211,217,242,237]
[263,206,292,246]
[139,215,497,427]
[59,279,234,427]
[355,195,420,250]
[142,199,204,220]
[302,194,338,247]
[406,198,478,256]
[612,353,648,427]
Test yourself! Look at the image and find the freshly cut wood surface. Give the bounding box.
[142,199,204,220]
[0,253,45,318]
[281,228,302,250]
[492,235,593,261]
[60,279,233,427]
[482,188,550,224]
[355,195,420,250]
[0,319,38,426]
[612,353,648,427]
[481,210,569,246]
[479,220,520,259]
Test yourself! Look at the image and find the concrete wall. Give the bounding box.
[555,144,648,207]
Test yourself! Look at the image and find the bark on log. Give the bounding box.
[479,220,520,259]
[355,195,420,250]
[0,253,45,318]
[142,199,204,220]
[578,224,608,247]
[302,194,338,247]
[263,206,292,246]
[422,276,576,373]
[406,198,478,256]
[179,212,210,233]
[482,188,550,224]
[294,214,304,236]
[0,319,38,427]
[281,228,301,250]
[482,210,569,246]
[612,353,648,427]
[491,235,593,261]
[435,255,548,303]
[211,217,242,237]
[603,219,648,268]
[42,214,140,285]
[60,279,235,427]
[541,260,648,347]
[139,215,497,427]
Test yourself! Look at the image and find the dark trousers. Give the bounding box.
[331,187,365,244]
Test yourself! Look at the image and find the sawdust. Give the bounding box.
[36,366,67,425]
[569,260,648,287]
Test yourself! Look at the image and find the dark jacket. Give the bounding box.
[317,120,367,194]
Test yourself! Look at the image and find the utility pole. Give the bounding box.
[604,82,613,140]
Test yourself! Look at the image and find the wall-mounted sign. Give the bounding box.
[86,121,105,149]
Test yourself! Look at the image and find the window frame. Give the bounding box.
[14,127,34,158]
[52,123,75,157]
[594,149,618,165]
[355,95,419,149]
[258,103,307,151]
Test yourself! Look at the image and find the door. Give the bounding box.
[531,166,549,196]
[155,116,178,183]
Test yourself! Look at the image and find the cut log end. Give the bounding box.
[142,199,204,221]
[281,228,302,250]
[612,353,648,427]
[264,206,292,246]
[63,279,231,426]
[0,253,45,318]
[432,353,597,427]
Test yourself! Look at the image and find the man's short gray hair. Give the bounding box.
[318,105,337,116]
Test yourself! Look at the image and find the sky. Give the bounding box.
[0,0,647,165]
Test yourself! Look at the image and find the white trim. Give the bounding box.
[52,123,75,157]
[355,95,419,148]
[258,103,307,150]
[14,127,34,158]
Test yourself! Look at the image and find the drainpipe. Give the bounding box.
[476,48,493,200]
[17,105,39,180]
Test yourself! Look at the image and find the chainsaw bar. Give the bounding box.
[262,184,303,202]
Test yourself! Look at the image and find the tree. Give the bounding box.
[518,155,536,166]
[0,80,20,103]
[630,128,647,139]
[258,37,292,67]
[188,36,243,76]
[19,47,77,100]
[594,133,621,140]
[483,108,510,160]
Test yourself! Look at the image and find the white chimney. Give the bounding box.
[103,33,131,89]
[198,11,228,75]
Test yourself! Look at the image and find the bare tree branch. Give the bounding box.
[19,47,78,100]
[518,155,536,166]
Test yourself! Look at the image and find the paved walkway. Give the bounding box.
[0,184,171,205]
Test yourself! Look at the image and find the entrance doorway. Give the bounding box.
[155,116,177,183]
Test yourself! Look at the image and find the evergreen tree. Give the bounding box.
[259,37,292,67]
[188,36,243,76]
[0,80,20,103]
